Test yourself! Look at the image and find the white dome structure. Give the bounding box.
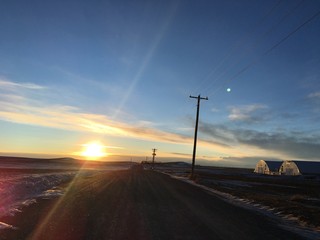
[279,161,300,175]
[280,160,320,175]
[254,160,320,176]
[254,160,282,175]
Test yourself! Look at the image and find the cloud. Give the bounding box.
[234,129,320,159]
[0,99,193,144]
[3,78,318,161]
[210,107,220,113]
[228,104,268,123]
[204,156,283,168]
[199,121,320,160]
[0,79,45,90]
[306,91,320,114]
[308,91,320,99]
[199,123,235,145]
[0,80,194,146]
[170,152,192,157]
[0,79,238,161]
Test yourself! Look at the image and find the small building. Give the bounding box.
[254,160,282,175]
[279,161,300,175]
[280,160,320,176]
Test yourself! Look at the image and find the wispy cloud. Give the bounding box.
[236,129,320,159]
[199,121,320,160]
[199,123,236,144]
[308,91,320,99]
[307,91,320,114]
[170,152,191,157]
[0,79,242,161]
[3,78,318,161]
[0,79,194,146]
[0,79,45,90]
[210,107,220,113]
[228,104,268,123]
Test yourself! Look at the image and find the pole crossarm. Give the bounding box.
[189,94,208,179]
[189,95,208,100]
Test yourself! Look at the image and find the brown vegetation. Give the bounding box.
[161,165,320,231]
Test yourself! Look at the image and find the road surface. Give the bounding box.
[3,169,305,240]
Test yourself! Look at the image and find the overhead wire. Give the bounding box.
[206,0,305,95]
[204,0,306,96]
[208,4,320,98]
[192,0,283,95]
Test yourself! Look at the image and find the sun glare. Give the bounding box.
[81,142,107,159]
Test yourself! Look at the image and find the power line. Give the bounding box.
[208,7,320,98]
[204,0,307,96]
[264,8,320,55]
[193,0,283,94]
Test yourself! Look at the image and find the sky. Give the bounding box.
[1,0,320,167]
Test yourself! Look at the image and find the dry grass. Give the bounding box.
[158,165,320,230]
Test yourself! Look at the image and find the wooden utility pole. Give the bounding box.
[189,95,208,179]
[152,148,157,169]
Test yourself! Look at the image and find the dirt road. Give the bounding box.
[2,169,305,240]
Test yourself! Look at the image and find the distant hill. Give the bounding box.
[0,156,135,169]
[0,156,78,163]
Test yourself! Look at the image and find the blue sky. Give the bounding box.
[1,0,320,167]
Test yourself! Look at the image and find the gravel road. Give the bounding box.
[2,169,305,240]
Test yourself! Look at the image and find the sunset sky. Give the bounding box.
[1,0,320,167]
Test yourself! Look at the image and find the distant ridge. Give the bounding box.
[162,161,191,165]
[0,156,136,165]
[0,156,77,162]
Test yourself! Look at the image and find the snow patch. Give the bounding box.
[0,171,76,219]
[0,221,17,230]
[22,199,37,206]
[40,188,64,199]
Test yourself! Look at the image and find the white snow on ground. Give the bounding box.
[0,163,133,231]
[0,221,17,230]
[162,171,320,240]
[0,171,77,230]
[40,188,64,199]
[0,172,76,216]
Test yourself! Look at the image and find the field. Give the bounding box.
[0,156,132,233]
[0,157,319,239]
[155,163,320,235]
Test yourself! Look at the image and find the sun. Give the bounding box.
[81,142,107,159]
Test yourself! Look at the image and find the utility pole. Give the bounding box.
[152,148,157,169]
[189,95,208,179]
